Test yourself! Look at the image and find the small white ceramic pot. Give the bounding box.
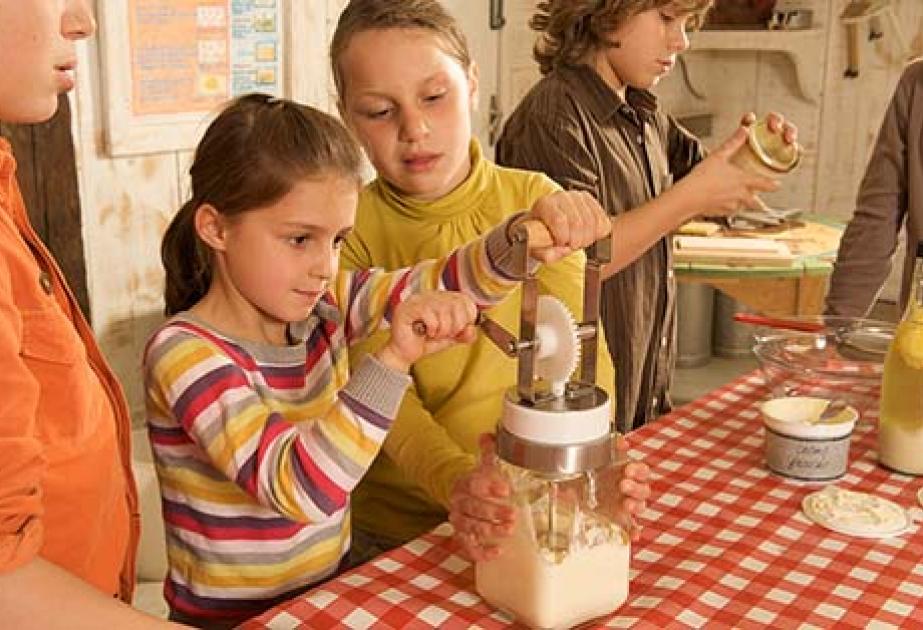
[761,396,858,481]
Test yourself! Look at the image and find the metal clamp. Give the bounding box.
[497,424,615,476]
[489,0,506,30]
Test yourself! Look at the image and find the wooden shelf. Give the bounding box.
[686,28,826,103]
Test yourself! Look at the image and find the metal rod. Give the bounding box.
[581,260,601,386]
[547,480,557,551]
[575,323,597,340]
[518,275,539,403]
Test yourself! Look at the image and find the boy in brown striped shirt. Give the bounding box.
[497,0,798,431]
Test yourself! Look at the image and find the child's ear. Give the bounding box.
[467,61,480,111]
[194,203,228,251]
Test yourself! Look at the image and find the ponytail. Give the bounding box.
[161,200,211,316]
[160,93,361,316]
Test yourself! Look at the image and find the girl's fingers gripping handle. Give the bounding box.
[511,219,553,249]
[412,311,485,337]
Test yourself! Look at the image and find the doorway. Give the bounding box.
[441,0,501,155]
[440,0,543,155]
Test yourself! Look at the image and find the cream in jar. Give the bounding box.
[475,490,630,629]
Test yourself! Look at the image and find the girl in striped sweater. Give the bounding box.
[142,93,610,627]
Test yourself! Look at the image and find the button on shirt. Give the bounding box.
[39,271,52,294]
[497,64,705,431]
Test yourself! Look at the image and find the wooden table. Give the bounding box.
[241,373,923,629]
[675,217,843,317]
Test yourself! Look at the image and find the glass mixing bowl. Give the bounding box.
[751,317,894,417]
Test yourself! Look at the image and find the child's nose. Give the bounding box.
[63,0,97,40]
[670,26,690,53]
[399,107,430,143]
[312,248,337,281]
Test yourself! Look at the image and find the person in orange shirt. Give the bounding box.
[0,1,179,627]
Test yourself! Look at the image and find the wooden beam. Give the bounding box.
[0,95,90,320]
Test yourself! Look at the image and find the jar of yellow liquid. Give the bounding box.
[879,243,923,474]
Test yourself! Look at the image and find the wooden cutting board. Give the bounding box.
[726,221,842,258]
[673,236,795,267]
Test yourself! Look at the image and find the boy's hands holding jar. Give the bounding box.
[449,433,651,562]
[748,111,798,146]
[673,111,799,220]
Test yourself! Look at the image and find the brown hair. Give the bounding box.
[532,0,713,76]
[330,0,472,100]
[161,93,361,316]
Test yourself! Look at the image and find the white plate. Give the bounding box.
[802,486,910,538]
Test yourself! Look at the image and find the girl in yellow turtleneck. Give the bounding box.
[330,0,647,562]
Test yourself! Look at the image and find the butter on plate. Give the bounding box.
[677,220,721,237]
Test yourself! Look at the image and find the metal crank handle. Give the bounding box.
[411,311,489,338]
[412,310,526,360]
[510,219,554,249]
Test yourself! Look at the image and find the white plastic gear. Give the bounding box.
[534,295,581,395]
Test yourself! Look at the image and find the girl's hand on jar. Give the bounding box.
[448,434,515,562]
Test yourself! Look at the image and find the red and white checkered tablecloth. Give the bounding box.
[241,372,923,629]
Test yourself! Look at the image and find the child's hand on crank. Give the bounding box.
[376,291,479,373]
[519,190,611,263]
[449,433,515,562]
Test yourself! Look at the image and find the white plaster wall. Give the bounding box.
[72,1,347,425]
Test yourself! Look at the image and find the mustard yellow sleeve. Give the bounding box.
[347,329,476,508]
[381,385,477,509]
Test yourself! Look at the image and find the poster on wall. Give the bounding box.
[100,0,287,156]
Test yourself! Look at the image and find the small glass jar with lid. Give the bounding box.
[731,115,802,179]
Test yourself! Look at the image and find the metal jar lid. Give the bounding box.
[748,117,802,173]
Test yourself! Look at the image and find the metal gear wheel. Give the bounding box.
[534,295,581,393]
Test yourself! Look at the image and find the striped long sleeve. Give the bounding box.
[145,321,409,524]
[335,212,527,343]
[142,215,529,621]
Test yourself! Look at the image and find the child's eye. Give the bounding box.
[365,107,393,120]
[333,235,347,249]
[289,235,310,247]
[660,11,676,23]
[424,91,447,103]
